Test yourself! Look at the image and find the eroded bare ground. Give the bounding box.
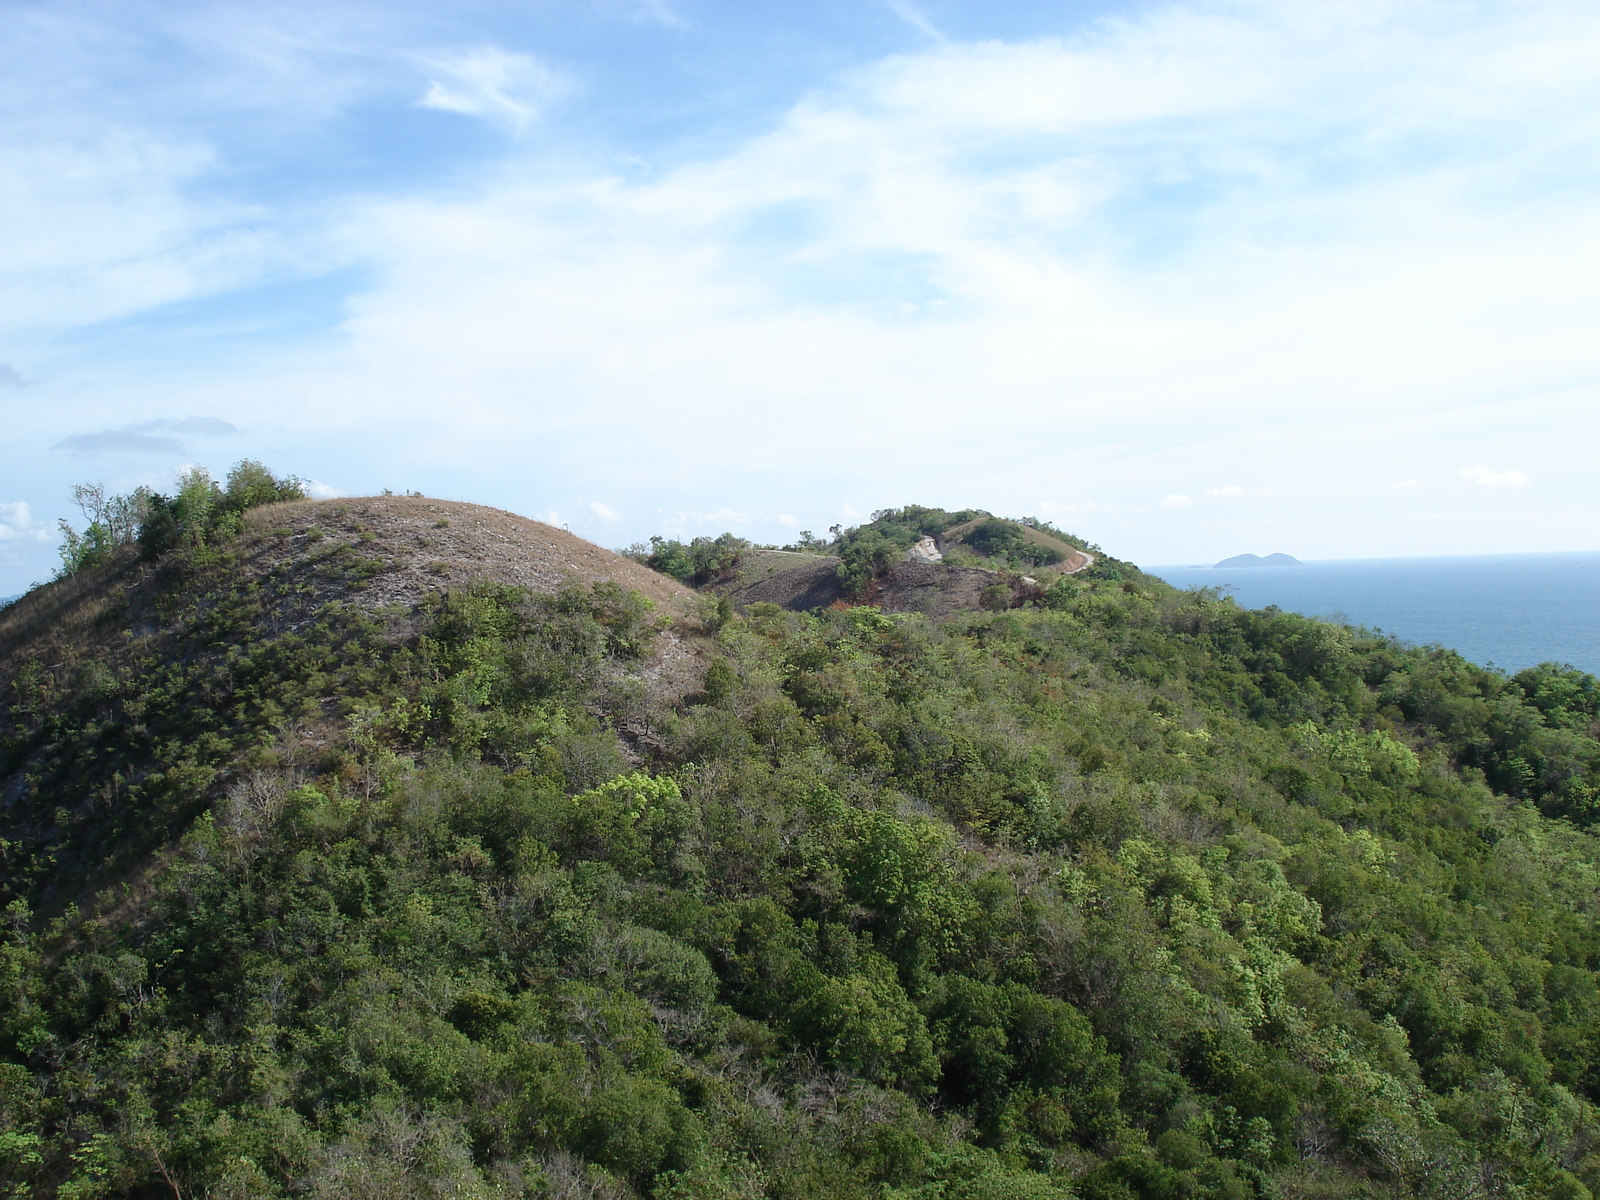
[714,552,846,610]
[874,561,1006,618]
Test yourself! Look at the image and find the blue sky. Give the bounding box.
[3,0,1599,593]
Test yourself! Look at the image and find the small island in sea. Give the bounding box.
[1213,552,1304,568]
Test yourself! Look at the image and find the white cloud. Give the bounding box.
[1461,466,1529,487]
[0,9,403,345]
[0,132,277,334]
[1392,478,1423,489]
[5,0,1600,585]
[417,48,559,128]
[306,480,341,499]
[0,501,49,542]
[589,500,621,521]
[776,513,799,528]
[317,0,1600,480]
[1205,485,1248,497]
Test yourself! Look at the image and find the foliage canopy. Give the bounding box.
[54,461,307,577]
[4,485,1600,1199]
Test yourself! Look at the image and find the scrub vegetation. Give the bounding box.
[3,478,1600,1198]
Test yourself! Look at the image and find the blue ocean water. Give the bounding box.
[1144,552,1600,677]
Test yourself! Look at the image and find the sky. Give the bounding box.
[3,0,1599,593]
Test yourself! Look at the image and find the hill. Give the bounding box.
[4,479,1600,1199]
[1215,554,1305,569]
[694,510,1111,616]
[0,493,699,915]
[706,550,1010,619]
[1,494,691,658]
[938,516,1092,573]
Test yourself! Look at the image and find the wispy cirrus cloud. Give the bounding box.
[327,0,1600,472]
[1,0,1598,587]
[417,47,562,128]
[883,1,943,41]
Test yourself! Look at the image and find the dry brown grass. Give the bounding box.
[242,495,693,613]
[0,496,702,700]
[0,550,149,677]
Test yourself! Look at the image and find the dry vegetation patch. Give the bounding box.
[244,495,693,614]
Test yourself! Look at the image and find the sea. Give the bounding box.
[1144,552,1600,678]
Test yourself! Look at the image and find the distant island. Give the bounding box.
[1213,552,1304,568]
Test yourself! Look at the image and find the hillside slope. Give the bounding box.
[938,517,1092,573]
[0,496,698,913]
[702,512,1107,616]
[0,496,691,664]
[248,496,695,613]
[4,495,1600,1200]
[707,551,1011,617]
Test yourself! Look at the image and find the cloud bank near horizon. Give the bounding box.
[1,0,1597,591]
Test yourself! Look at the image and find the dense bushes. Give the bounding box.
[5,519,1600,1197]
[630,534,751,587]
[138,460,308,558]
[962,519,1064,568]
[54,460,307,577]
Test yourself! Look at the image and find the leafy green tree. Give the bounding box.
[963,519,1065,568]
[635,532,751,585]
[137,459,306,558]
[54,481,153,576]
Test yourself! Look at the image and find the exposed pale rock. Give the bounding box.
[904,536,943,564]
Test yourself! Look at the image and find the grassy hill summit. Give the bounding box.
[640,507,1123,618]
[935,515,1091,573]
[4,469,1600,1199]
